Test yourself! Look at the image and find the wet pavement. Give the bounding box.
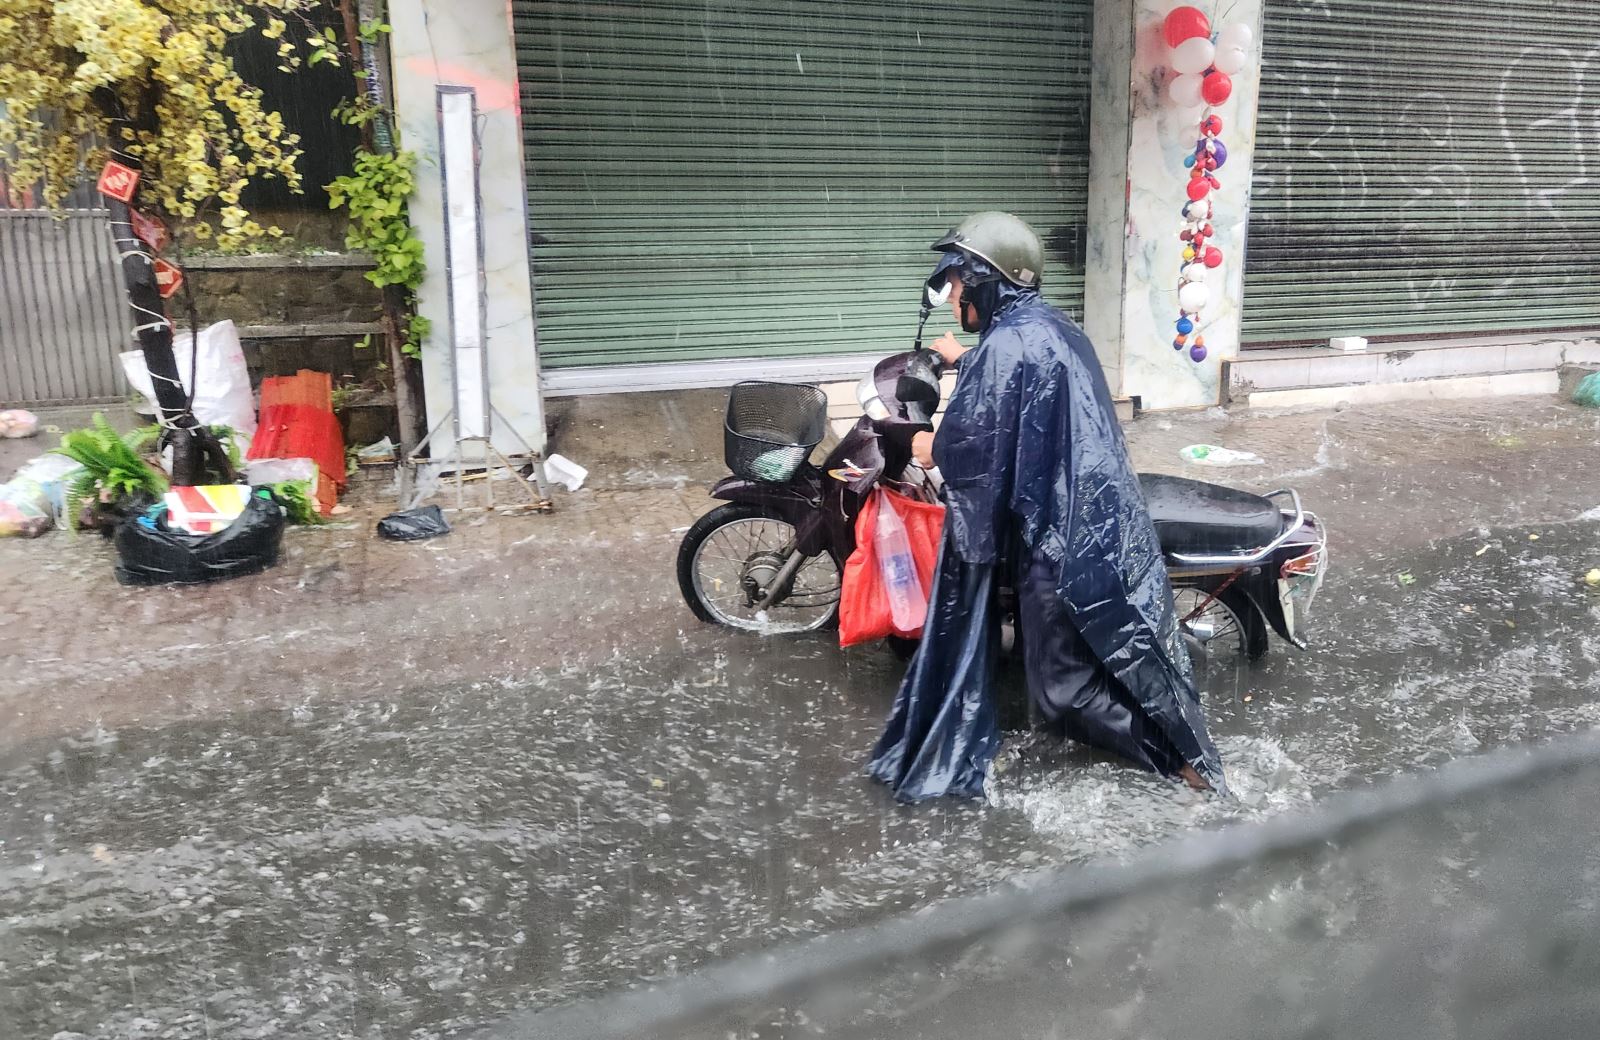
[3,395,1600,1038]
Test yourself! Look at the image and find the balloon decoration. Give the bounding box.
[1162,7,1256,365]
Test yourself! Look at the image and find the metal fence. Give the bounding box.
[484,733,1600,1040]
[0,203,130,406]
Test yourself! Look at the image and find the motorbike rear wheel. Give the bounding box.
[1174,585,1270,663]
[677,503,842,632]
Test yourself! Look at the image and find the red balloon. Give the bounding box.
[1180,230,1194,241]
[1202,223,1215,237]
[1163,7,1212,48]
[1202,115,1224,136]
[1186,178,1212,201]
[1190,166,1204,180]
[1202,71,1233,106]
[1204,247,1224,268]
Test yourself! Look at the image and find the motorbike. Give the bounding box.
[676,292,1327,671]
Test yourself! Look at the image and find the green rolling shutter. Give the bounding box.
[1243,0,1600,346]
[511,1,1091,368]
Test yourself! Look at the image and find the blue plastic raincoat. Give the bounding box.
[866,279,1228,802]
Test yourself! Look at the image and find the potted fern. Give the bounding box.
[53,415,169,532]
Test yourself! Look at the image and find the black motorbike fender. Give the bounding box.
[1236,566,1296,647]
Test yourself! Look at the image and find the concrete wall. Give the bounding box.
[389,0,546,456]
[1086,0,1267,411]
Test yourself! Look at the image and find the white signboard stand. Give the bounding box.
[403,85,550,513]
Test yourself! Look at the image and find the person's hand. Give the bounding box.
[930,332,968,366]
[911,431,936,469]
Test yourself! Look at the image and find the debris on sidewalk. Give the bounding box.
[377,505,451,542]
[1181,443,1264,466]
[0,409,40,439]
[114,491,286,586]
[7,455,83,523]
[164,484,251,535]
[248,371,345,517]
[1573,372,1600,408]
[121,321,257,445]
[356,437,397,465]
[545,453,588,492]
[268,481,327,526]
[54,414,168,530]
[246,457,336,518]
[0,478,53,538]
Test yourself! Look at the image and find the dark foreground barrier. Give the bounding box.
[480,733,1600,1040]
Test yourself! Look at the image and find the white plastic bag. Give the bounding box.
[245,457,318,486]
[0,409,40,439]
[12,455,84,520]
[121,320,257,439]
[1180,444,1265,467]
[0,479,53,537]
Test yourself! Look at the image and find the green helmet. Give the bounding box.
[930,211,1044,289]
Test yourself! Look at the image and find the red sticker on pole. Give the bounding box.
[96,160,141,204]
[152,258,184,299]
[128,208,170,252]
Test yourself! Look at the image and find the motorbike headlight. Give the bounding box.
[856,374,890,420]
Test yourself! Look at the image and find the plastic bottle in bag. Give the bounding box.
[874,493,927,631]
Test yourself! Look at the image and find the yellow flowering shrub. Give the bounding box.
[0,0,324,249]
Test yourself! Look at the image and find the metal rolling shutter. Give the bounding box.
[512,1,1091,368]
[1243,0,1600,346]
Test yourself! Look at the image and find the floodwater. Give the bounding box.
[3,521,1599,1039]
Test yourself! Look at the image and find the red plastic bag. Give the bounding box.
[839,488,945,648]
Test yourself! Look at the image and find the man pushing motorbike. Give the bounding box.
[866,212,1228,802]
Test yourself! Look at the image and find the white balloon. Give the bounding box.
[1179,281,1211,312]
[1171,37,1216,76]
[1217,23,1254,53]
[1213,46,1250,75]
[1168,72,1206,108]
[1184,200,1212,221]
[1182,262,1209,282]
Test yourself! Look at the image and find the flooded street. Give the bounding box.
[5,514,1599,1037]
[3,398,1600,1038]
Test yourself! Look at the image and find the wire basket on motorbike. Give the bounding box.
[723,381,829,483]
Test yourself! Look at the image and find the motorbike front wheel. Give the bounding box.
[676,503,842,633]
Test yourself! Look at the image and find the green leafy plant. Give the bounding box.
[269,480,325,525]
[208,425,244,470]
[308,26,342,68]
[53,414,170,529]
[326,150,427,357]
[125,423,162,454]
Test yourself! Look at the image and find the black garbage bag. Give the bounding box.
[114,493,286,586]
[376,505,450,541]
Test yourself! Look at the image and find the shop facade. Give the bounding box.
[387,0,1597,449]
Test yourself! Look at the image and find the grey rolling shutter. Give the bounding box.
[1244,0,1600,345]
[512,1,1092,368]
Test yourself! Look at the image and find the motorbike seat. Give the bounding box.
[1138,473,1283,557]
